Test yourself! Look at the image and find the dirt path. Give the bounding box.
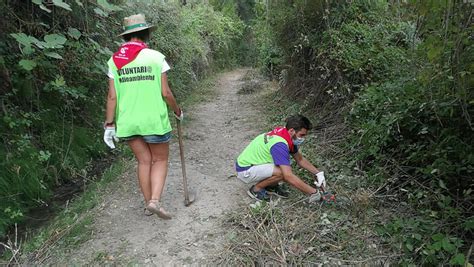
[57,69,261,265]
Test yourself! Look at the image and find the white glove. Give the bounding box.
[314,171,326,188]
[174,109,184,121]
[103,126,119,149]
[308,192,322,203]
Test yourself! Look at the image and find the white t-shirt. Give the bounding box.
[108,50,170,79]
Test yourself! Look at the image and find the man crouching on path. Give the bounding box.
[235,115,326,201]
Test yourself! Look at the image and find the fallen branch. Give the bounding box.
[33,212,89,264]
[466,243,473,267]
[0,224,21,266]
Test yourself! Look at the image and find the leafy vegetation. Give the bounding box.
[0,0,243,237]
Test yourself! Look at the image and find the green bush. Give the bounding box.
[349,76,473,188]
[346,1,473,264]
[0,0,121,236]
[252,1,410,105]
[379,216,466,265]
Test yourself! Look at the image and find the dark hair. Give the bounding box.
[285,115,312,131]
[122,29,150,42]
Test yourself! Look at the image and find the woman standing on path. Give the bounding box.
[103,14,183,219]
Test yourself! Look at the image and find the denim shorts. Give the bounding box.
[121,132,172,144]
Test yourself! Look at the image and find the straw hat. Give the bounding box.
[119,14,155,36]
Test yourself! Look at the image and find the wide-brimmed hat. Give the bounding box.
[119,14,156,36]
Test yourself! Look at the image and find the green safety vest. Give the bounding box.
[107,49,171,137]
[237,133,288,167]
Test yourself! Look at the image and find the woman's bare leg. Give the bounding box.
[148,142,169,200]
[127,138,152,204]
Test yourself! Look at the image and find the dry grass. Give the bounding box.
[216,188,400,265]
[0,224,21,266]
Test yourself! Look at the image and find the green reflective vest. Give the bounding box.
[237,133,288,167]
[107,49,171,137]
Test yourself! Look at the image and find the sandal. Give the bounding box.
[144,207,153,216]
[146,199,172,220]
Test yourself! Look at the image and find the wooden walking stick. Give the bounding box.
[176,118,196,206]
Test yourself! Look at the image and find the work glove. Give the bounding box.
[103,126,119,149]
[174,109,184,121]
[308,191,322,203]
[314,171,326,188]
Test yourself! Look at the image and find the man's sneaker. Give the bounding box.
[266,184,290,198]
[247,185,270,201]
